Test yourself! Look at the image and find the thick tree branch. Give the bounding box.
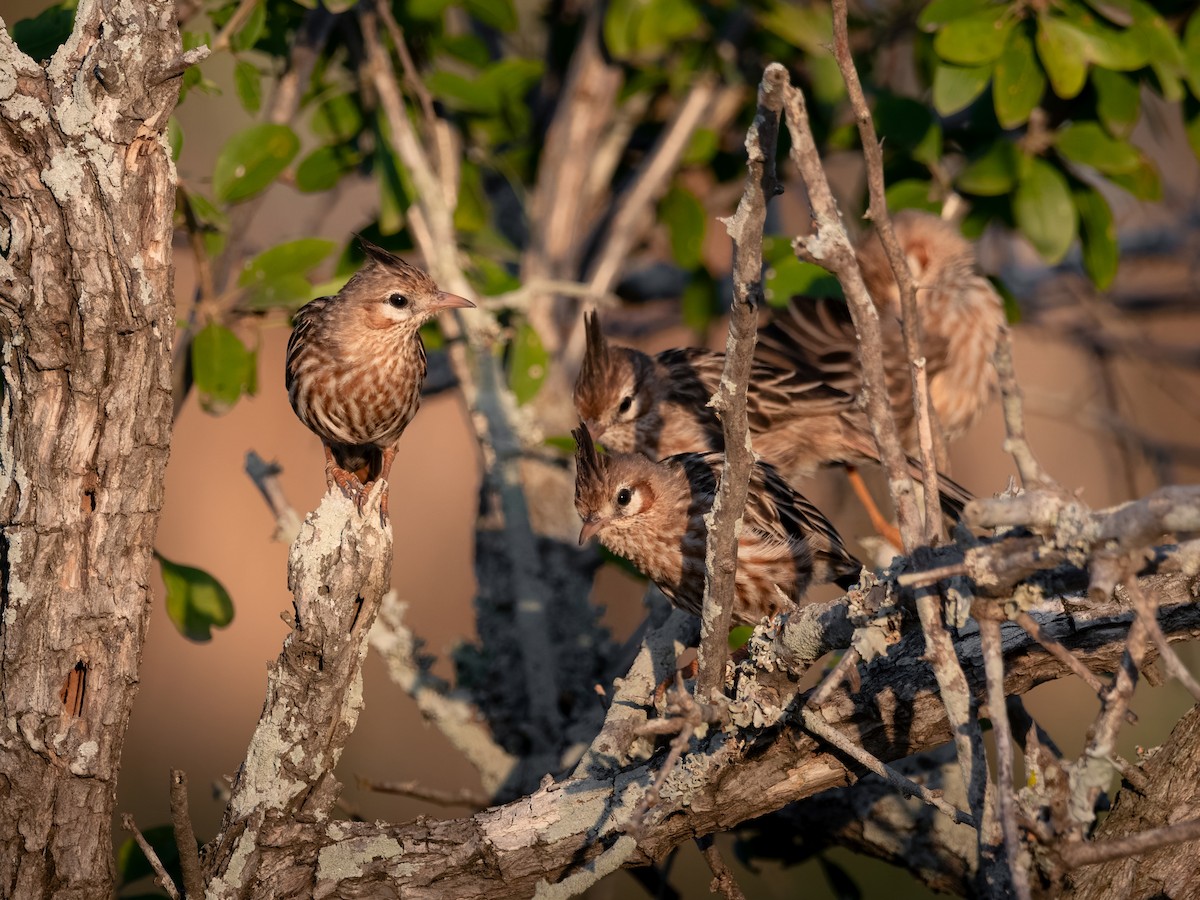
[202,488,393,895]
[0,3,182,893]
[231,569,1200,897]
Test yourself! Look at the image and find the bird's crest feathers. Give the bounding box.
[572,423,610,511]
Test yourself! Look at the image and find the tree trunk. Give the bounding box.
[0,3,181,895]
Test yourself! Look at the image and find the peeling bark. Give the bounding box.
[0,3,182,896]
[202,489,393,897]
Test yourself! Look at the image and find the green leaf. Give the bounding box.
[191,322,256,414]
[1092,67,1140,138]
[231,0,266,51]
[454,162,490,233]
[932,63,994,115]
[240,239,335,277]
[116,825,182,887]
[233,59,262,114]
[507,322,548,406]
[1063,7,1150,70]
[918,0,992,30]
[1073,184,1118,290]
[884,178,941,213]
[933,8,1014,65]
[1013,157,1077,263]
[464,0,518,29]
[11,4,75,61]
[758,0,832,52]
[682,274,719,334]
[543,435,577,455]
[763,255,842,307]
[1105,157,1161,200]
[873,95,940,162]
[410,0,454,18]
[660,186,706,269]
[295,144,359,193]
[993,27,1045,128]
[157,554,235,642]
[728,625,754,651]
[182,190,228,231]
[1054,121,1141,174]
[212,124,298,204]
[311,94,363,143]
[167,116,184,162]
[1036,16,1088,99]
[1185,11,1200,97]
[957,139,1020,195]
[633,0,704,57]
[682,128,718,166]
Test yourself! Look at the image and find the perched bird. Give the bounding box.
[286,238,474,517]
[573,310,973,520]
[758,210,1005,445]
[573,424,860,624]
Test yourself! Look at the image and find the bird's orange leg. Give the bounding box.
[378,446,397,523]
[846,465,903,549]
[324,443,366,507]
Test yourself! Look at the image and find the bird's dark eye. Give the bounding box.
[618,395,633,415]
[616,487,632,507]
[389,293,410,309]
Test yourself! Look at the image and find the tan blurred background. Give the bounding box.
[7,8,1190,896]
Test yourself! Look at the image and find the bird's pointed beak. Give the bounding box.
[578,515,605,546]
[432,291,476,312]
[583,418,606,441]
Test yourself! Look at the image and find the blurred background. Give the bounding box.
[10,0,1200,895]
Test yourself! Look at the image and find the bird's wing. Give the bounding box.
[285,295,334,384]
[658,345,855,437]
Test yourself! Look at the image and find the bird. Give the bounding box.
[285,237,474,519]
[757,209,1005,446]
[573,310,973,531]
[572,424,860,624]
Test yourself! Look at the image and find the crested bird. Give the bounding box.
[285,238,474,519]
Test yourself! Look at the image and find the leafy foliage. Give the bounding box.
[156,553,236,642]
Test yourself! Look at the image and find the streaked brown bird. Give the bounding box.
[286,238,474,518]
[573,424,860,624]
[758,209,1005,445]
[573,311,972,522]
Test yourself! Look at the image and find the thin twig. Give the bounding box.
[1059,818,1200,869]
[1015,611,1107,695]
[777,68,923,551]
[994,326,1060,491]
[799,707,975,827]
[122,813,181,900]
[830,0,941,547]
[169,770,204,899]
[244,451,302,544]
[694,66,784,703]
[806,647,862,709]
[211,0,260,53]
[913,358,945,543]
[978,613,1033,900]
[696,835,748,900]
[357,777,489,809]
[374,0,436,134]
[585,76,718,298]
[1126,579,1200,701]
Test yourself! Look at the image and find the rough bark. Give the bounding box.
[207,572,1200,898]
[202,489,393,896]
[1064,702,1200,899]
[0,3,182,896]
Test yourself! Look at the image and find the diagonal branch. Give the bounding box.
[775,66,923,551]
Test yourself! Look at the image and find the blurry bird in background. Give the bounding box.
[572,424,860,623]
[286,238,474,519]
[758,209,1006,447]
[574,211,999,545]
